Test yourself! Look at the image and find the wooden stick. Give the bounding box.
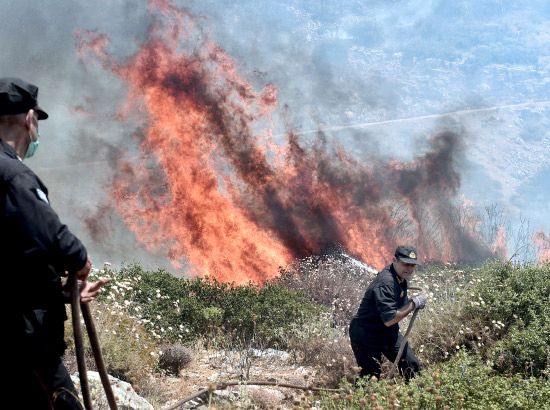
[81,303,118,409]
[386,308,420,379]
[162,380,342,410]
[385,286,424,379]
[70,275,92,410]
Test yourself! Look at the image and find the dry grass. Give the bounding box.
[285,311,358,387]
[277,252,376,328]
[64,302,159,388]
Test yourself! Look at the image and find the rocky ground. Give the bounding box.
[68,346,324,409]
[157,347,321,409]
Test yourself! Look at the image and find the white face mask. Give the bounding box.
[25,131,40,158]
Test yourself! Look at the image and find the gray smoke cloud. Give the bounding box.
[1,0,391,272]
[1,0,547,271]
[0,0,169,270]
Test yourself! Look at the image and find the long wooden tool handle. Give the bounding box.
[70,275,92,409]
[81,303,118,410]
[386,308,419,379]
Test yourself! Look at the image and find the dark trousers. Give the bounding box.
[5,355,84,410]
[349,319,422,381]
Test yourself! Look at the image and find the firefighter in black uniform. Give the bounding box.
[349,245,427,381]
[0,77,110,409]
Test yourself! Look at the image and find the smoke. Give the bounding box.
[0,0,173,269]
[69,1,499,284]
[2,0,546,277]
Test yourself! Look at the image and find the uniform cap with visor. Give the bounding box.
[395,245,419,265]
[0,77,48,120]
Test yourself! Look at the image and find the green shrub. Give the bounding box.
[462,262,550,376]
[408,262,550,378]
[317,352,550,409]
[93,263,323,348]
[464,262,550,326]
[488,315,550,377]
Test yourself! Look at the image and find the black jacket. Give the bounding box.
[0,138,87,358]
[352,264,409,334]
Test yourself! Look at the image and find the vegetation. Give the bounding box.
[318,352,550,410]
[65,259,550,409]
[96,264,323,348]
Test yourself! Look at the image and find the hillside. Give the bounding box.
[64,257,550,409]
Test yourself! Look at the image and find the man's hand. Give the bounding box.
[75,257,92,281]
[411,292,428,309]
[79,277,111,304]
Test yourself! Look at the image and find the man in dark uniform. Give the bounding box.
[0,77,110,409]
[349,245,427,381]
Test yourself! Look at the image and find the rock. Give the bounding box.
[247,386,286,408]
[249,348,290,360]
[224,385,286,408]
[71,371,154,410]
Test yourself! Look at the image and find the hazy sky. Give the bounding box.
[1,0,548,270]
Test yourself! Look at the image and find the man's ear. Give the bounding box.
[24,109,36,131]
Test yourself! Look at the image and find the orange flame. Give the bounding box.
[77,0,497,283]
[534,231,550,263]
[490,226,508,259]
